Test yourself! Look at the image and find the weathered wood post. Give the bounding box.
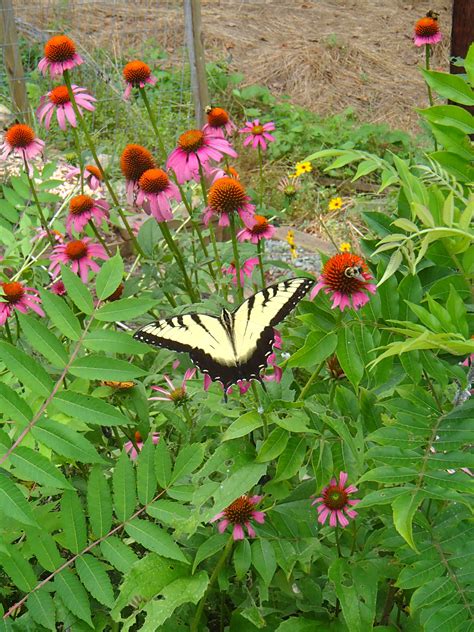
[184,0,209,128]
[0,0,31,123]
[450,0,474,76]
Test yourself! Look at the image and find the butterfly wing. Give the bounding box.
[229,277,315,384]
[133,313,237,383]
[133,277,314,391]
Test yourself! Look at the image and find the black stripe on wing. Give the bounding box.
[236,277,315,327]
[133,313,219,355]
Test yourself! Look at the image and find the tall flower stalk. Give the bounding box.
[229,213,244,302]
[138,86,167,163]
[63,70,144,257]
[24,158,55,247]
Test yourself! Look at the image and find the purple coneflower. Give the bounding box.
[66,194,109,235]
[1,124,44,164]
[203,177,255,227]
[49,238,108,282]
[38,35,83,77]
[149,368,196,406]
[136,168,181,222]
[124,431,159,461]
[312,471,360,528]
[203,106,236,138]
[0,281,44,325]
[123,60,157,100]
[414,15,442,47]
[239,119,275,151]
[238,214,275,244]
[65,164,103,191]
[36,85,95,131]
[210,495,265,540]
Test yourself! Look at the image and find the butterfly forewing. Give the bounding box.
[133,277,314,390]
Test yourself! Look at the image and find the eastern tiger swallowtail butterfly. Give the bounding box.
[133,277,314,392]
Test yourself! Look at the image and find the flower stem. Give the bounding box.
[158,221,199,302]
[24,159,55,247]
[70,126,84,194]
[4,319,13,344]
[251,382,268,439]
[424,44,438,151]
[297,360,325,401]
[229,213,243,302]
[63,70,145,258]
[139,87,167,163]
[88,220,112,256]
[191,536,234,632]
[258,145,264,208]
[257,239,266,288]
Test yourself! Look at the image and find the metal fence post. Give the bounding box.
[0,0,31,123]
[184,0,209,128]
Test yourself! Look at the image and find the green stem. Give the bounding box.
[88,220,112,256]
[229,213,243,302]
[158,221,199,302]
[297,360,325,401]
[425,44,438,151]
[71,126,84,194]
[63,70,145,258]
[257,239,266,288]
[251,382,268,438]
[24,159,55,247]
[4,319,13,344]
[191,536,234,632]
[139,87,167,163]
[258,145,264,208]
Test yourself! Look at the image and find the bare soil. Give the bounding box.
[15,0,451,135]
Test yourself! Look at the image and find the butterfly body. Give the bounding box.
[134,278,314,391]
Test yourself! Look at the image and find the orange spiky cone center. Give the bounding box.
[1,281,25,303]
[5,124,35,148]
[69,194,94,216]
[207,107,229,127]
[49,86,70,105]
[178,130,205,153]
[208,177,247,214]
[44,35,76,62]
[415,17,439,36]
[139,168,169,193]
[123,60,152,85]
[322,253,368,294]
[224,496,254,524]
[65,240,88,260]
[120,144,155,181]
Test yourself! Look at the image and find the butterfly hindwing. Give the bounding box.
[133,277,314,390]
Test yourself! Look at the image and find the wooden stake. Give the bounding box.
[0,0,31,123]
[184,0,209,128]
[450,0,474,122]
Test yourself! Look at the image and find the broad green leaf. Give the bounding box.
[336,328,364,387]
[329,559,378,632]
[0,476,37,526]
[32,418,104,464]
[137,435,157,504]
[418,105,474,134]
[155,440,172,488]
[257,427,289,462]
[95,297,157,322]
[53,391,130,426]
[25,528,62,572]
[0,341,54,396]
[61,490,87,553]
[352,159,379,181]
[75,554,114,608]
[40,289,82,340]
[60,264,94,315]
[27,588,56,631]
[359,466,418,484]
[274,436,306,482]
[378,249,403,287]
[113,450,136,522]
[17,312,68,367]
[396,559,443,590]
[465,42,474,85]
[100,536,139,574]
[222,411,262,441]
[146,500,191,528]
[8,447,72,490]
[83,329,150,355]
[276,619,321,632]
[87,466,113,538]
[171,443,205,484]
[410,576,455,613]
[192,533,227,573]
[95,251,124,300]
[208,463,267,521]
[392,491,425,551]
[141,572,209,631]
[69,354,147,380]
[54,569,93,627]
[0,383,32,428]
[234,539,251,580]
[111,553,188,618]
[125,518,188,562]
[421,69,474,106]
[287,331,337,369]
[0,546,36,590]
[251,539,276,586]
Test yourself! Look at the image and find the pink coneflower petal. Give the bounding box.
[312,471,360,529]
[210,495,265,540]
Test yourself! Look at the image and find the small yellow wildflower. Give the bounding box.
[286,229,297,259]
[295,161,313,177]
[339,242,351,253]
[328,197,343,212]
